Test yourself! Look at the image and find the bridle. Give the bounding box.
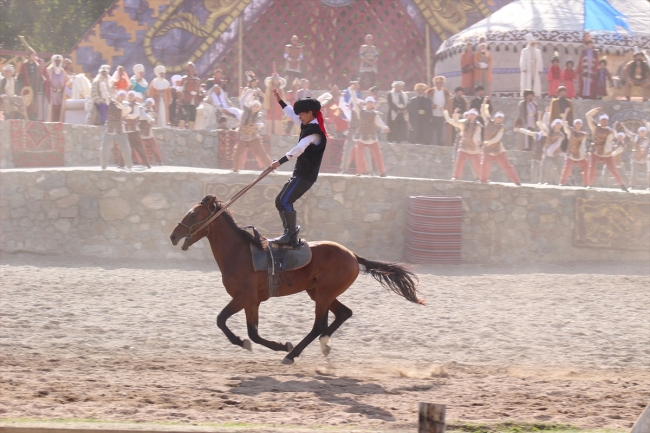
[178,202,219,250]
[176,167,273,251]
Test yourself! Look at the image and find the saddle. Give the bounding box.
[245,226,312,297]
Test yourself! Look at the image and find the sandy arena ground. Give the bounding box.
[0,253,649,432]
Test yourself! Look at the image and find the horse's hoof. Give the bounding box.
[285,342,294,353]
[242,339,252,351]
[281,356,294,365]
[319,336,331,357]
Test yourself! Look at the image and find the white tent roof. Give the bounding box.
[437,0,650,54]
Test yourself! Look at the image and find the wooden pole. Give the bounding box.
[425,24,431,86]
[238,16,243,91]
[419,402,445,433]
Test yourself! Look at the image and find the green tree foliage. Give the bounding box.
[0,0,115,54]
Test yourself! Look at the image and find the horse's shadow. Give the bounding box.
[230,374,396,420]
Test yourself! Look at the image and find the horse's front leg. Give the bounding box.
[245,303,293,352]
[216,298,252,350]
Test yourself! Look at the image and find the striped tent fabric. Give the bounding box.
[404,196,462,264]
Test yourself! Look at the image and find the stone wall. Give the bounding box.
[1,167,648,265]
[1,98,648,179]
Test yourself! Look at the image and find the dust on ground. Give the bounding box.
[1,253,648,431]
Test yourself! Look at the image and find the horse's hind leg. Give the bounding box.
[216,298,251,350]
[245,303,293,353]
[319,298,353,357]
[282,301,329,365]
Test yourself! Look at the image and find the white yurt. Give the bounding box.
[433,0,650,97]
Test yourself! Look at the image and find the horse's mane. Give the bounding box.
[206,196,267,249]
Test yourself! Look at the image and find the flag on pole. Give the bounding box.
[584,0,633,36]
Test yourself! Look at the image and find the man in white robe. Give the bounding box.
[149,65,171,128]
[520,34,543,98]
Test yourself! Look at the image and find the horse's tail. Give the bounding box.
[355,255,424,305]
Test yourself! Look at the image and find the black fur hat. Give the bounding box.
[293,97,321,115]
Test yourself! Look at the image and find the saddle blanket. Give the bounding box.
[250,241,312,274]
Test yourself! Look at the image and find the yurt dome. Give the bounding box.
[434,0,650,97]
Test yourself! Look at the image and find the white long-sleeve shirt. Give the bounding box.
[282,104,321,161]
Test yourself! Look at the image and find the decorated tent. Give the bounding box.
[67,0,513,89]
[433,0,650,97]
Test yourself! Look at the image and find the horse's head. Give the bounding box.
[169,195,219,251]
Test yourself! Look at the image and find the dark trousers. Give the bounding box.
[275,176,314,212]
[182,104,197,122]
[431,116,444,146]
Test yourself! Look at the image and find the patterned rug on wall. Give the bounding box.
[10,120,65,167]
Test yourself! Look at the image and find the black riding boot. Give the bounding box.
[269,211,300,245]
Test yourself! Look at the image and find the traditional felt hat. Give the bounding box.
[171,75,182,85]
[494,112,505,119]
[2,64,15,74]
[364,96,376,104]
[466,108,479,116]
[133,64,145,74]
[414,83,427,92]
[391,80,405,88]
[154,65,166,75]
[525,33,536,43]
[98,64,110,73]
[264,62,287,89]
[551,118,563,127]
[145,97,155,106]
[293,97,321,114]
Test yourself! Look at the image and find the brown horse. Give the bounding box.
[169,195,423,364]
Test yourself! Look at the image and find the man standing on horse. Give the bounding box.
[269,89,328,245]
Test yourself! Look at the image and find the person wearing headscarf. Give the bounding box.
[111,66,131,92]
[139,98,164,165]
[444,107,482,181]
[100,90,132,170]
[585,108,628,191]
[149,66,171,128]
[559,109,589,186]
[268,91,328,246]
[130,64,148,96]
[123,90,151,168]
[91,65,112,125]
[46,54,67,122]
[354,96,389,176]
[232,91,271,173]
[537,117,565,184]
[445,86,468,147]
[479,98,520,185]
[386,81,408,144]
[520,34,543,98]
[621,121,649,189]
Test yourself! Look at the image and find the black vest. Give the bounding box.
[294,122,327,182]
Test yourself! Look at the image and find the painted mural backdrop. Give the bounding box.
[69,0,510,88]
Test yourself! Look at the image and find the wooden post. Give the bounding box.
[425,24,431,86]
[238,16,243,90]
[419,402,445,433]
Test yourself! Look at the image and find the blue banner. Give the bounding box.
[584,0,633,36]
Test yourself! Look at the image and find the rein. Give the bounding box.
[181,167,273,250]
